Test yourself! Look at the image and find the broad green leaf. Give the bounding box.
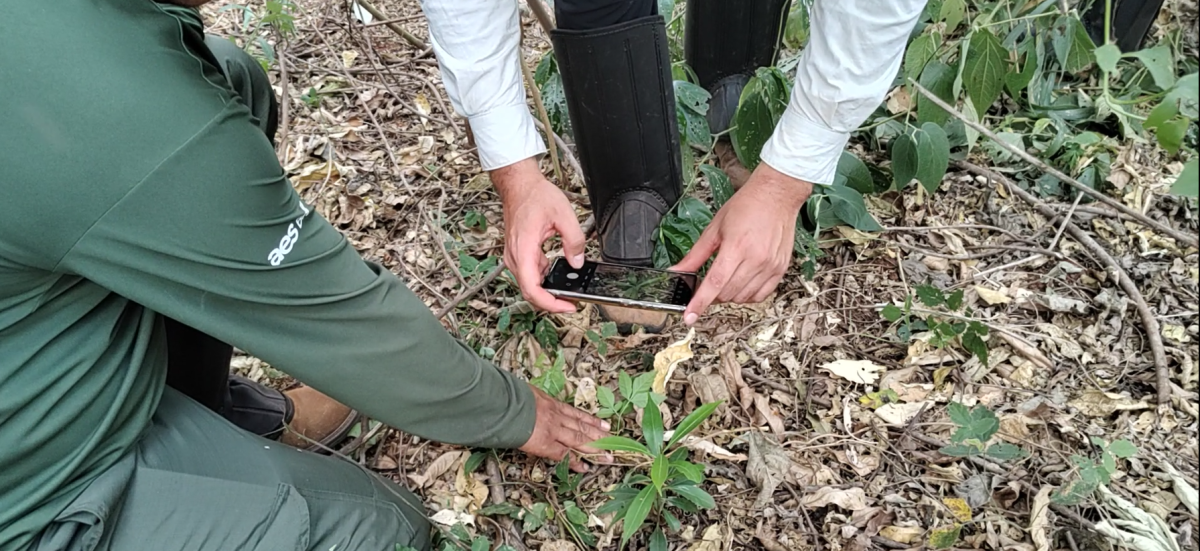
[651,454,669,492]
[1164,72,1199,119]
[825,186,883,231]
[618,371,634,399]
[946,289,964,310]
[1102,450,1118,474]
[835,151,876,195]
[621,485,657,547]
[476,502,521,516]
[915,122,951,193]
[891,132,919,189]
[905,32,940,84]
[916,284,945,306]
[783,1,810,49]
[962,329,989,366]
[1095,44,1121,74]
[1128,44,1176,90]
[674,80,713,148]
[649,528,668,551]
[522,502,549,533]
[918,60,956,126]
[1154,117,1189,155]
[1005,39,1038,97]
[667,495,699,514]
[668,401,721,448]
[471,537,490,551]
[662,509,682,532]
[881,304,905,322]
[1051,16,1094,73]
[1144,99,1178,130]
[463,451,487,474]
[598,386,616,409]
[591,436,651,455]
[948,403,999,443]
[939,0,965,34]
[964,29,1007,114]
[534,318,558,349]
[731,68,790,169]
[1170,159,1198,198]
[699,164,734,210]
[928,524,962,549]
[947,402,971,426]
[984,442,1026,461]
[1108,439,1138,458]
[642,402,664,456]
[657,0,675,19]
[668,480,716,509]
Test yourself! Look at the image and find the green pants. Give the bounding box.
[31,34,433,551]
[34,388,432,551]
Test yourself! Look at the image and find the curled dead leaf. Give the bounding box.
[653,328,695,394]
[1068,389,1151,417]
[820,359,885,385]
[799,486,872,511]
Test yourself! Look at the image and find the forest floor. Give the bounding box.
[203,1,1199,550]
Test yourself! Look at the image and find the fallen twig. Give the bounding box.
[532,119,584,183]
[518,34,563,185]
[435,262,507,319]
[352,0,427,49]
[911,81,1198,249]
[961,161,1173,410]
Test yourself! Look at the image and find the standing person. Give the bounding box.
[0,1,610,550]
[419,0,927,331]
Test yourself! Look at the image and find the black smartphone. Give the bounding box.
[541,257,698,313]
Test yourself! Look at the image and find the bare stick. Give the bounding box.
[961,161,1172,409]
[532,120,582,178]
[435,262,507,319]
[426,211,469,289]
[353,0,426,49]
[518,36,563,185]
[910,81,1198,249]
[525,0,556,35]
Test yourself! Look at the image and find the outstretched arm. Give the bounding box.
[675,0,927,323]
[420,0,589,313]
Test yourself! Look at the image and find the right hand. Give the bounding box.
[518,385,612,473]
[491,158,587,313]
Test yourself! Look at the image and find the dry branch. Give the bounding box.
[352,0,427,49]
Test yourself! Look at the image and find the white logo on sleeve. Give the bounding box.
[267,201,312,266]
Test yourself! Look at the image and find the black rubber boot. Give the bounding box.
[684,0,791,134]
[1082,0,1165,53]
[551,15,684,268]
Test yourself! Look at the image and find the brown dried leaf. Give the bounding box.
[745,431,792,510]
[653,328,695,394]
[799,486,872,511]
[408,450,467,489]
[1068,389,1151,417]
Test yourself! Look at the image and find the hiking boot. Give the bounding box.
[279,386,359,453]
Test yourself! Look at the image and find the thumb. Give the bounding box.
[556,209,587,269]
[670,226,720,273]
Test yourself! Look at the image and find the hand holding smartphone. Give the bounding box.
[540,258,698,313]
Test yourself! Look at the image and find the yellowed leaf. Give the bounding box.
[653,328,695,394]
[879,525,924,544]
[874,401,931,426]
[836,226,875,246]
[932,365,954,390]
[413,93,432,116]
[942,497,973,522]
[408,450,466,489]
[820,359,885,385]
[1163,324,1190,344]
[341,50,359,68]
[676,435,748,462]
[687,524,726,551]
[974,285,1011,305]
[455,468,488,512]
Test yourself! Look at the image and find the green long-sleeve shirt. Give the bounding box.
[0,2,535,548]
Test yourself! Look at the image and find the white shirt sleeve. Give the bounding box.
[761,0,927,186]
[418,0,546,171]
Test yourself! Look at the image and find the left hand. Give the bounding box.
[670,162,814,325]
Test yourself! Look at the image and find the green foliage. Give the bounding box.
[590,396,721,549]
[881,284,990,364]
[731,67,791,170]
[456,251,500,283]
[585,322,619,358]
[1052,437,1138,505]
[675,80,713,148]
[652,196,714,269]
[534,52,572,137]
[217,1,297,71]
[938,402,1027,462]
[462,210,488,231]
[530,353,567,399]
[891,122,951,193]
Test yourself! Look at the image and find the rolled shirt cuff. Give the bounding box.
[760,106,850,186]
[469,105,548,171]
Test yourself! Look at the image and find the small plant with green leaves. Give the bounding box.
[596,370,656,431]
[456,251,501,284]
[881,283,990,365]
[585,321,619,359]
[529,353,567,400]
[462,210,488,231]
[938,402,1026,462]
[590,400,721,550]
[217,0,298,71]
[1052,437,1138,505]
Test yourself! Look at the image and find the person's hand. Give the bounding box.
[670,162,814,325]
[519,385,612,473]
[491,158,586,313]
